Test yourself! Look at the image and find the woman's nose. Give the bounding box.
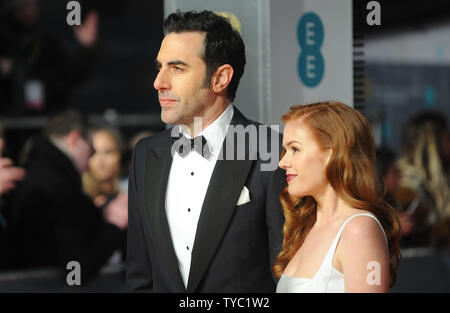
[279,152,289,169]
[154,69,169,91]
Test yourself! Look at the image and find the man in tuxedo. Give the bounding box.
[126,10,286,292]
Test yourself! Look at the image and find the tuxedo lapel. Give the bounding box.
[143,138,185,292]
[187,106,255,292]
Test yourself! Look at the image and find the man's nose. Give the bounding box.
[154,69,169,91]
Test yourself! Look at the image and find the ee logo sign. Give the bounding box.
[297,12,324,88]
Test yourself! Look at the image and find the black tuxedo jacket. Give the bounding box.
[126,106,286,292]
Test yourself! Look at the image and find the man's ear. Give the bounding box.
[211,64,234,94]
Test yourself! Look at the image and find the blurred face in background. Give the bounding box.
[88,130,121,182]
[64,129,92,173]
[13,0,39,29]
[74,136,91,172]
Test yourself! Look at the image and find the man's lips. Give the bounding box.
[286,174,297,183]
[159,98,177,107]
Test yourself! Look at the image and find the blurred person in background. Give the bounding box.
[83,128,126,208]
[0,122,25,196]
[7,109,127,282]
[0,121,25,269]
[0,0,99,163]
[114,130,155,204]
[120,130,154,186]
[396,111,450,249]
[0,0,99,116]
[375,147,416,237]
[82,127,127,264]
[376,146,401,207]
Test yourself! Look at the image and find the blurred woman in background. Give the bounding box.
[83,128,127,264]
[83,128,126,207]
[396,111,450,249]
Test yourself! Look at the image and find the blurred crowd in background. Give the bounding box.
[0,0,160,283]
[0,0,449,288]
[376,113,450,250]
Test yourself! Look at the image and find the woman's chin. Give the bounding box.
[288,185,306,198]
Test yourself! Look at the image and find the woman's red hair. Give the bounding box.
[272,101,401,288]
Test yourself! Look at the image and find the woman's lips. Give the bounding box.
[286,174,297,183]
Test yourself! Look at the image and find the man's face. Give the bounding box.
[72,134,92,173]
[154,32,213,128]
[13,0,39,29]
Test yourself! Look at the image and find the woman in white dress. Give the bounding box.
[274,101,401,293]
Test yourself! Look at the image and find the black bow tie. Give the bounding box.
[171,134,212,159]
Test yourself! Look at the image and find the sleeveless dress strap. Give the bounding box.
[332,213,387,250]
[319,213,388,290]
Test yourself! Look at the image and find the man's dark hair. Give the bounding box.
[44,109,89,140]
[163,10,246,102]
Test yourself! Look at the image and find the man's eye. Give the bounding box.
[174,66,183,72]
[155,64,161,72]
[292,147,299,153]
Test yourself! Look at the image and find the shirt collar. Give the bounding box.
[180,105,234,157]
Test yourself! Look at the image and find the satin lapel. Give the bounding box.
[143,142,185,292]
[187,106,255,292]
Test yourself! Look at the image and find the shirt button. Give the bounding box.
[186,246,190,250]
[191,171,194,176]
[187,208,191,212]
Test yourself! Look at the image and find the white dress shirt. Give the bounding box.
[165,105,234,288]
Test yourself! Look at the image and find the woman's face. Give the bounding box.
[88,131,121,182]
[279,119,332,198]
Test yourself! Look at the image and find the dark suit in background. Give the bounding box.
[8,135,125,281]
